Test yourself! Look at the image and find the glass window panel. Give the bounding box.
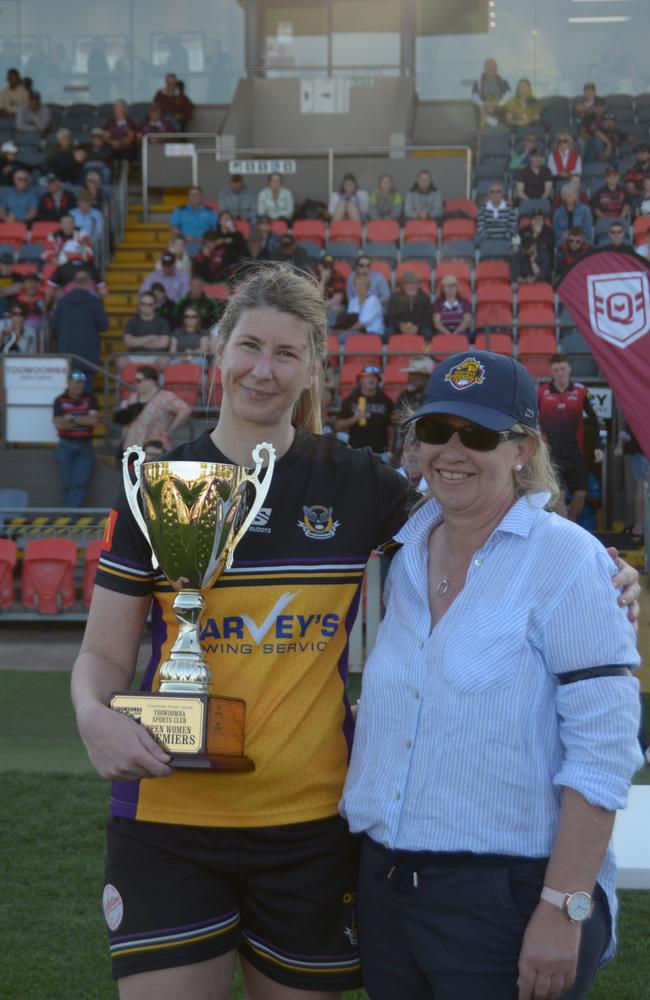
[263,5,327,74]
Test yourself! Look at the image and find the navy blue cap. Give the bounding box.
[402,351,538,431]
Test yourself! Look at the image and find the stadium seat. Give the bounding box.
[430,334,469,360]
[0,538,17,608]
[478,239,512,261]
[396,260,432,292]
[329,220,362,246]
[327,334,341,366]
[441,219,476,242]
[333,259,352,280]
[324,241,359,263]
[385,333,427,363]
[339,361,364,388]
[474,333,514,355]
[518,284,555,309]
[363,241,398,265]
[518,330,557,376]
[235,219,250,239]
[31,221,60,242]
[17,243,44,262]
[22,538,77,614]
[204,283,229,301]
[475,303,514,332]
[293,220,326,247]
[435,260,472,288]
[633,216,650,244]
[404,219,438,244]
[382,362,409,401]
[517,198,551,219]
[474,162,506,184]
[401,241,437,265]
[271,219,289,237]
[12,263,39,277]
[82,539,103,607]
[341,334,383,365]
[118,362,152,401]
[439,240,476,264]
[164,363,204,407]
[0,222,28,248]
[369,259,392,283]
[443,198,479,221]
[475,260,511,287]
[476,285,513,309]
[295,240,322,261]
[206,365,222,408]
[366,219,400,245]
[518,304,555,335]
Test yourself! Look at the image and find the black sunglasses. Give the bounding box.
[414,416,525,452]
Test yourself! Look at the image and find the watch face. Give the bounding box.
[566,891,592,921]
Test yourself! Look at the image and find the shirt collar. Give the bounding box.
[393,491,550,547]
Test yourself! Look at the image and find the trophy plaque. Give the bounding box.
[110,442,276,771]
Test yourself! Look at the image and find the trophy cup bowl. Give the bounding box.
[110,442,276,771]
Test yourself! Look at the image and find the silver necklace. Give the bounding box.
[435,577,449,596]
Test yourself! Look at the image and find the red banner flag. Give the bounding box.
[555,247,650,457]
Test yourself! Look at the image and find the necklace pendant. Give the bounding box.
[436,577,449,597]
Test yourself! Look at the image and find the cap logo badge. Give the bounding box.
[444,357,486,391]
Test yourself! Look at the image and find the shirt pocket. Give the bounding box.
[440,614,527,694]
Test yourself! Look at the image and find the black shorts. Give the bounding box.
[103,814,362,991]
[554,449,588,494]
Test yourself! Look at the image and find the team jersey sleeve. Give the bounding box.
[94,484,156,597]
[372,455,417,548]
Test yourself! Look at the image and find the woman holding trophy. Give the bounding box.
[72,265,639,1000]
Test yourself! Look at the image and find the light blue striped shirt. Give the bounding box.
[340,492,643,960]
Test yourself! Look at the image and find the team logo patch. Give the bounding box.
[249,506,272,534]
[298,505,340,540]
[587,271,650,348]
[102,883,124,931]
[444,357,486,390]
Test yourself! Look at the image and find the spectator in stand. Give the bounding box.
[368,173,403,220]
[194,211,250,283]
[476,182,517,244]
[169,305,210,356]
[471,58,510,107]
[509,132,540,172]
[551,173,590,213]
[218,173,256,220]
[504,78,542,127]
[0,68,28,117]
[244,225,272,269]
[15,90,51,135]
[175,274,222,328]
[624,142,650,197]
[553,183,593,245]
[83,170,107,211]
[316,252,347,329]
[519,207,555,266]
[37,173,75,222]
[52,369,99,507]
[51,270,109,383]
[335,365,395,458]
[15,271,45,333]
[140,251,189,302]
[124,292,171,355]
[328,173,369,223]
[547,133,582,179]
[574,81,598,126]
[346,254,390,306]
[86,126,115,170]
[150,281,177,326]
[273,232,312,273]
[0,169,38,223]
[256,171,294,221]
[48,240,105,299]
[405,169,442,221]
[44,128,85,184]
[169,185,218,247]
[71,188,104,242]
[157,235,191,275]
[120,364,192,451]
[479,95,507,132]
[0,302,36,353]
[585,108,628,164]
[394,356,435,419]
[43,213,93,262]
[512,233,552,286]
[607,221,629,248]
[385,270,434,341]
[555,226,591,275]
[152,73,194,130]
[255,215,281,258]
[0,140,22,181]
[432,275,472,338]
[592,165,631,221]
[103,100,138,162]
[138,102,175,144]
[515,146,553,203]
[632,175,650,218]
[342,274,384,337]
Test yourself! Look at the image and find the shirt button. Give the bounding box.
[414,691,420,699]
[405,739,412,749]
[474,558,482,567]
[393,791,401,800]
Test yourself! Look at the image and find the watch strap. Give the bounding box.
[540,886,567,909]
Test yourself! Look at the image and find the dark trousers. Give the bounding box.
[357,838,609,1000]
[55,438,94,507]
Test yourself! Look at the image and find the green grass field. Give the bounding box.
[2,671,649,999]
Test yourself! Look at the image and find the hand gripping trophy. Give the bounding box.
[110,442,276,771]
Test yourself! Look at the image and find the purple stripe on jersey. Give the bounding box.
[339,583,363,759]
[99,550,151,572]
[232,556,368,566]
[141,598,166,692]
[244,927,356,962]
[110,910,240,944]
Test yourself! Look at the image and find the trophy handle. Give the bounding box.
[224,442,276,569]
[122,446,159,570]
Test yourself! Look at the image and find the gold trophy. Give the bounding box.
[110,442,276,771]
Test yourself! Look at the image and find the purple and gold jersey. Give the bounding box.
[96,430,412,828]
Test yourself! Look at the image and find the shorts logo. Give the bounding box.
[587,271,650,348]
[444,357,486,390]
[298,505,340,540]
[102,883,124,931]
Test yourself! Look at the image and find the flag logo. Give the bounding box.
[587,271,650,348]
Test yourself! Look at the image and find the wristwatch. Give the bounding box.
[540,886,593,923]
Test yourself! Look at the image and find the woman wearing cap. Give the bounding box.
[432,275,472,339]
[341,350,642,1000]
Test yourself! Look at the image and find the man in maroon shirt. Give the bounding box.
[591,166,631,220]
[624,142,650,197]
[515,147,553,203]
[555,226,590,275]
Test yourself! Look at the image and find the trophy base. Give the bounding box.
[110,691,255,772]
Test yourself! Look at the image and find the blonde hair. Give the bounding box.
[213,263,328,434]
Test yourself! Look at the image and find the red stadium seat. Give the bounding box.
[476,284,513,308]
[518,330,557,374]
[328,334,341,366]
[339,361,364,387]
[0,538,17,608]
[441,219,476,242]
[293,220,326,247]
[164,363,204,407]
[370,259,393,283]
[435,260,472,291]
[204,282,229,301]
[333,260,351,280]
[476,303,513,332]
[396,261,432,292]
[474,333,514,355]
[518,283,555,309]
[385,334,427,362]
[475,260,510,286]
[443,198,478,220]
[31,221,60,242]
[383,361,410,402]
[118,362,145,401]
[518,304,555,334]
[366,219,400,244]
[430,334,469,360]
[22,538,77,613]
[330,220,363,245]
[82,539,103,607]
[633,216,650,244]
[271,219,289,237]
[404,219,438,244]
[235,219,250,239]
[206,365,222,407]
[341,334,383,365]
[0,222,28,248]
[12,263,39,277]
